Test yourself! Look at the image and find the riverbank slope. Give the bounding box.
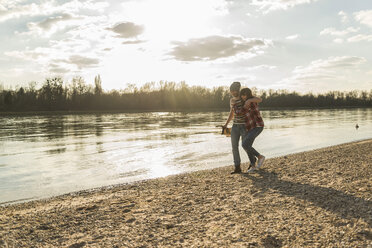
[1,140,371,247]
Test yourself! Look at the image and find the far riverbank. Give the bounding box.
[1,105,371,116]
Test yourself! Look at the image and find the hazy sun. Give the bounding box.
[120,0,228,41]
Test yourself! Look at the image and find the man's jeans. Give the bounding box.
[242,127,264,166]
[231,124,247,168]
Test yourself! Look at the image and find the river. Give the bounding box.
[1,108,371,204]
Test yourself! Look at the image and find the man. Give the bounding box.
[223,82,246,174]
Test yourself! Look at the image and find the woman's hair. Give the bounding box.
[240,88,253,99]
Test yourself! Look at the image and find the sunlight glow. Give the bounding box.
[121,0,227,41]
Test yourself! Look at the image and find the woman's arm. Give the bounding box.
[244,97,262,108]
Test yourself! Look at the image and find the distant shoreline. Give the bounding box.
[1,106,371,116]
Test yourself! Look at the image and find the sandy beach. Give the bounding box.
[1,140,371,247]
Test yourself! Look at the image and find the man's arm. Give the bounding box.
[223,108,234,128]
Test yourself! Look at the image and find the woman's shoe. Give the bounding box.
[247,164,256,173]
[257,155,265,169]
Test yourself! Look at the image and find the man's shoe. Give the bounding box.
[257,155,266,169]
[231,167,242,174]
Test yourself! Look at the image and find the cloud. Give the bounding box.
[286,34,299,40]
[320,15,371,43]
[305,56,365,69]
[0,0,27,8]
[0,2,48,22]
[354,10,372,28]
[333,38,343,44]
[5,38,95,63]
[4,48,46,60]
[122,40,146,45]
[66,55,100,69]
[107,22,144,39]
[3,6,116,77]
[0,0,109,23]
[347,34,372,42]
[23,14,84,36]
[247,65,277,71]
[320,27,359,36]
[338,11,349,23]
[275,56,367,91]
[47,55,100,72]
[288,56,366,81]
[168,35,268,61]
[48,63,70,74]
[251,0,320,13]
[5,46,100,72]
[33,14,75,30]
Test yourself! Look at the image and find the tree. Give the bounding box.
[73,76,87,96]
[39,77,65,109]
[4,91,13,106]
[94,74,103,95]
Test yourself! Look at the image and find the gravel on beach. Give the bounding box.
[1,139,371,247]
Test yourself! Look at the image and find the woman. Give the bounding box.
[240,88,265,172]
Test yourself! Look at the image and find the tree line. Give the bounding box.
[0,76,371,112]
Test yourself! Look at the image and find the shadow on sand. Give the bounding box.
[242,170,372,228]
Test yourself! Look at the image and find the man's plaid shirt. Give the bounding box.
[244,102,264,131]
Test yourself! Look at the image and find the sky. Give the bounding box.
[0,0,372,93]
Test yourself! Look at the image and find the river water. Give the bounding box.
[1,108,371,204]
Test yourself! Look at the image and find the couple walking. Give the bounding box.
[223,81,265,174]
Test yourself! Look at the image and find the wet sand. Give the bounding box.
[1,140,371,247]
